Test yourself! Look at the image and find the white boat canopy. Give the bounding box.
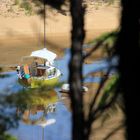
[30,48,57,64]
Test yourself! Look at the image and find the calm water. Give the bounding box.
[0,49,118,140]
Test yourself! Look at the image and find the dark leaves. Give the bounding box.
[38,0,66,10]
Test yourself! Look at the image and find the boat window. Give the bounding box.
[47,68,56,77]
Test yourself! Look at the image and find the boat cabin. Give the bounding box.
[17,48,58,80]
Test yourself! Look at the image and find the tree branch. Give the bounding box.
[83,31,118,59]
[88,65,113,115]
[93,91,119,121]
[103,123,125,140]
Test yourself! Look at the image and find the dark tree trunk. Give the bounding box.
[115,0,140,139]
[69,0,85,140]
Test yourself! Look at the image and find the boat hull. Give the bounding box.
[18,76,60,88]
[31,76,60,88]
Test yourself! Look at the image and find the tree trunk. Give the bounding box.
[69,0,85,140]
[115,0,140,139]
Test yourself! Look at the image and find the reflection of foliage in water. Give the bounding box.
[0,133,17,140]
[0,68,10,78]
[6,87,58,127]
[0,68,18,140]
[7,87,58,106]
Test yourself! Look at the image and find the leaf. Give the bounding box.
[99,74,119,107]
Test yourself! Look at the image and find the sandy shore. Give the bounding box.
[0,4,120,65]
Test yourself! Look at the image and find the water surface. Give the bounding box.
[0,49,117,140]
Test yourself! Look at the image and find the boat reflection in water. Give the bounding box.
[15,89,58,140]
[20,104,56,140]
[19,104,56,125]
[16,89,58,123]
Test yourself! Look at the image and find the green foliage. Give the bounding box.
[99,74,119,107]
[86,30,119,57]
[20,1,32,15]
[0,133,17,140]
[89,31,118,46]
[100,75,119,109]
[98,74,123,124]
[105,0,117,5]
[14,0,20,5]
[32,0,42,7]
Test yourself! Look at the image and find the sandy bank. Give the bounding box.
[0,5,120,65]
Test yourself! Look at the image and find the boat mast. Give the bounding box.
[44,0,46,48]
[43,0,46,65]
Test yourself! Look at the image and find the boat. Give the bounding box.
[61,83,88,93]
[16,3,62,88]
[17,48,61,88]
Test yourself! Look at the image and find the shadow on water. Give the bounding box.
[0,48,118,140]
